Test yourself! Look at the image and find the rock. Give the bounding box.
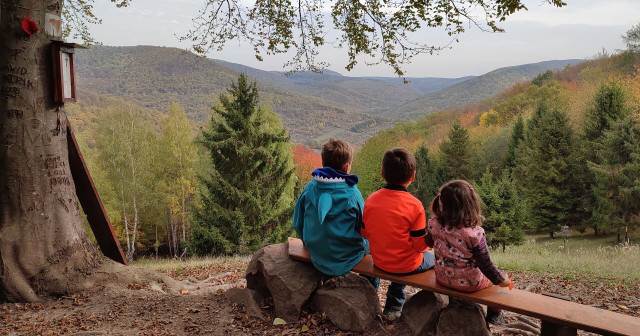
[496,327,537,336]
[503,321,540,334]
[606,304,619,311]
[224,288,266,320]
[402,290,448,336]
[245,243,323,322]
[514,315,540,330]
[436,297,490,336]
[312,274,380,332]
[150,283,165,293]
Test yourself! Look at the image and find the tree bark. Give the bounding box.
[0,0,108,301]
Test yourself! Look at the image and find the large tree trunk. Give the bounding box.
[1,1,195,303]
[0,0,106,301]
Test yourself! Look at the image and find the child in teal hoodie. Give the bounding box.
[293,138,367,276]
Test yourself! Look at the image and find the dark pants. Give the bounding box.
[362,251,435,312]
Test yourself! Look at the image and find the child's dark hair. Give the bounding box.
[382,148,416,185]
[321,138,353,171]
[430,180,485,229]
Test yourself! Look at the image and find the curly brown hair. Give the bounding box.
[430,180,485,229]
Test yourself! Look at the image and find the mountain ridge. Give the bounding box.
[385,59,584,120]
[73,45,584,145]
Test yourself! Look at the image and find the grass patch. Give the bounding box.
[132,255,252,273]
[492,233,640,282]
[132,231,640,285]
[313,128,347,142]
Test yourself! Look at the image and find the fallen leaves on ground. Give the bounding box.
[1,264,638,335]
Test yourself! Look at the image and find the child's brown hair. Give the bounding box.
[430,180,485,229]
[321,138,353,171]
[382,148,416,185]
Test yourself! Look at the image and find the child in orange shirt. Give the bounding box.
[361,148,435,319]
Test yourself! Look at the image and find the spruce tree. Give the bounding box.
[189,74,296,255]
[584,82,630,143]
[504,115,525,171]
[515,103,581,238]
[581,81,630,235]
[476,169,524,251]
[410,145,445,208]
[440,120,474,180]
[590,114,640,244]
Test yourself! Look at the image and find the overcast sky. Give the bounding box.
[84,0,640,78]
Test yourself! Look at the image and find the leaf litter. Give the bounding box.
[1,261,638,336]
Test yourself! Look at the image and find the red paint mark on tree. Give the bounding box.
[21,18,39,36]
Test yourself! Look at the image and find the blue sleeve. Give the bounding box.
[292,193,305,240]
[353,188,365,234]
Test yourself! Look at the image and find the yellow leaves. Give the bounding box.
[479,109,500,127]
[618,65,640,111]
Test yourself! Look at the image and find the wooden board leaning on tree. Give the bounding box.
[288,237,640,336]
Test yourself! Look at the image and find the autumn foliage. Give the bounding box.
[292,145,322,183]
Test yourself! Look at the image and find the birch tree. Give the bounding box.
[95,107,157,261]
[158,103,198,257]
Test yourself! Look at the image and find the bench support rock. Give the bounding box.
[436,297,490,336]
[312,274,380,332]
[245,243,322,322]
[541,320,577,336]
[402,290,448,336]
[224,288,266,320]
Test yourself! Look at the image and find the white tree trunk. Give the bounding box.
[120,181,131,255]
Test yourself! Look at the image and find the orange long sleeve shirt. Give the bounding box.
[361,186,429,273]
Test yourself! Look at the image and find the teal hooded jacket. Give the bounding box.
[292,168,367,276]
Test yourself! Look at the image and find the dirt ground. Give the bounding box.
[1,262,639,336]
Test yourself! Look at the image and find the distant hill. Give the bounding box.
[74,45,393,145]
[358,76,474,94]
[214,60,424,115]
[73,45,584,145]
[381,59,584,120]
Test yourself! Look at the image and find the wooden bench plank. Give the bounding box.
[288,237,640,336]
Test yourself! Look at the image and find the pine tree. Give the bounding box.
[440,120,474,180]
[584,82,630,143]
[504,115,525,170]
[189,74,297,255]
[581,81,630,235]
[590,114,640,244]
[515,103,581,238]
[476,169,524,251]
[410,145,445,208]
